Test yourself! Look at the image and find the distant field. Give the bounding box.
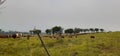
[0,32,120,56]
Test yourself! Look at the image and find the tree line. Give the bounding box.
[0,26,104,35]
[0,29,29,34]
[29,26,104,35]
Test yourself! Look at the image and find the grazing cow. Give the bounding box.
[26,35,31,40]
[44,35,52,38]
[49,36,52,38]
[56,34,64,38]
[0,34,9,38]
[61,35,64,38]
[22,34,31,40]
[43,35,51,38]
[53,36,56,38]
[11,34,17,39]
[11,33,23,39]
[90,36,95,39]
[68,34,74,38]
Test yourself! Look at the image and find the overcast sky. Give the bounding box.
[0,0,120,32]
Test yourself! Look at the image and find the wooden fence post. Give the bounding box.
[36,33,50,56]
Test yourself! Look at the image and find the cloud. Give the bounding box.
[0,0,120,31]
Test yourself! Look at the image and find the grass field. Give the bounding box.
[0,32,120,56]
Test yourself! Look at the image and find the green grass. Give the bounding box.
[0,32,120,56]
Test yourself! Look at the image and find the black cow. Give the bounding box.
[11,34,17,39]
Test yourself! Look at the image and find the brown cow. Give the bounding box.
[44,35,52,38]
[26,35,31,40]
[0,33,23,39]
[61,35,64,38]
[0,34,9,38]
[22,34,31,40]
[90,36,95,39]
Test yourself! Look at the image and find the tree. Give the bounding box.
[29,30,34,35]
[89,28,95,33]
[32,29,41,34]
[64,28,74,38]
[82,29,86,33]
[64,28,74,34]
[83,29,89,33]
[0,29,2,32]
[0,29,5,34]
[45,29,51,35]
[74,28,80,34]
[0,29,2,33]
[51,26,63,39]
[79,29,83,33]
[51,26,63,34]
[95,28,99,33]
[73,28,81,38]
[29,29,41,35]
[86,29,90,33]
[0,0,6,6]
[100,29,104,32]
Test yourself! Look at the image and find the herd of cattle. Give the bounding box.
[0,33,31,39]
[0,33,95,39]
[43,34,95,39]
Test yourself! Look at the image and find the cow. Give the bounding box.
[26,35,31,40]
[61,35,64,38]
[11,33,23,39]
[90,36,95,39]
[11,34,17,39]
[0,34,9,38]
[43,35,53,38]
[22,34,31,40]
[0,33,29,39]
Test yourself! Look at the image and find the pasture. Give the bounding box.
[0,32,120,56]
